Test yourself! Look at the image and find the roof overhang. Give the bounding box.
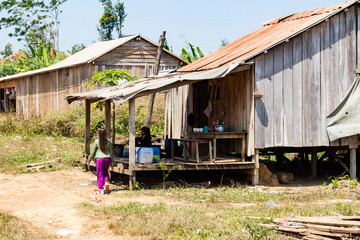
[65,62,252,105]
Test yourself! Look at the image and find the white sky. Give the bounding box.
[0,0,347,57]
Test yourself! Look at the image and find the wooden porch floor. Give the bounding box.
[83,157,256,176]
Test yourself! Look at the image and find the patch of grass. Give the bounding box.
[122,185,358,205]
[0,135,83,173]
[0,211,54,240]
[78,199,360,239]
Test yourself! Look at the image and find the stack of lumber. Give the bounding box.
[261,216,360,239]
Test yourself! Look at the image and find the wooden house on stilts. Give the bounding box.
[67,0,360,188]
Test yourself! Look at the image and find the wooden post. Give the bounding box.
[145,31,166,128]
[112,102,116,144]
[349,135,358,179]
[104,100,111,138]
[128,99,136,190]
[85,99,91,156]
[311,148,318,178]
[252,149,260,185]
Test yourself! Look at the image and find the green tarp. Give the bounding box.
[327,75,360,142]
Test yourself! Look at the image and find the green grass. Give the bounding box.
[119,185,359,205]
[0,211,54,240]
[77,199,360,240]
[0,135,83,173]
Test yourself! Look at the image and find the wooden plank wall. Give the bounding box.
[164,69,255,156]
[254,6,357,148]
[164,85,189,139]
[5,37,184,116]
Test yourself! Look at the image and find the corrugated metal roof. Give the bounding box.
[179,0,357,72]
[0,34,186,82]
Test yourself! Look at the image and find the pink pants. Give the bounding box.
[96,158,111,190]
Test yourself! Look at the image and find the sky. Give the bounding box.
[0,0,348,57]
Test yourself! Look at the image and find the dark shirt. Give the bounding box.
[135,136,152,147]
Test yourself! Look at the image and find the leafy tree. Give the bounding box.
[67,43,86,55]
[0,0,67,51]
[180,41,204,63]
[220,38,230,48]
[84,69,139,88]
[0,43,13,59]
[84,69,138,110]
[114,1,127,38]
[14,43,66,72]
[98,1,117,40]
[0,62,19,77]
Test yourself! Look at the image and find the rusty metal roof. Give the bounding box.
[179,0,357,72]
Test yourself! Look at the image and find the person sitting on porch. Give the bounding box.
[136,126,152,147]
[87,128,113,195]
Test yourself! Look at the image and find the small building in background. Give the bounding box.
[0,34,186,116]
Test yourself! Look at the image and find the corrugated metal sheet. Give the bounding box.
[0,34,186,82]
[179,0,356,72]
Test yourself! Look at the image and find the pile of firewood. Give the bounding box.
[261,215,360,239]
[259,163,294,186]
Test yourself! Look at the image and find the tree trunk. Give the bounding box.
[145,31,166,128]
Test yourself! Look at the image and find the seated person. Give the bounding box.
[135,127,152,147]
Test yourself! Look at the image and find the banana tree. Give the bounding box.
[180,41,204,63]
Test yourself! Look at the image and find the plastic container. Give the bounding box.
[152,147,161,163]
[113,144,124,157]
[123,147,129,157]
[136,147,153,164]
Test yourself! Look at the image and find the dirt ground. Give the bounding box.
[0,168,343,239]
[0,169,191,239]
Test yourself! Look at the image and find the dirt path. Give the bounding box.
[0,169,187,239]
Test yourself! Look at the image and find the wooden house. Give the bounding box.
[168,0,360,180]
[66,1,360,188]
[0,34,186,116]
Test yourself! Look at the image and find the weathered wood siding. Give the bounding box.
[4,38,184,116]
[165,69,255,156]
[254,6,358,148]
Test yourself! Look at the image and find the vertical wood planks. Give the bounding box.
[302,30,311,146]
[273,45,284,147]
[320,19,331,146]
[292,34,303,147]
[264,50,274,148]
[310,26,321,146]
[254,54,265,149]
[283,40,293,147]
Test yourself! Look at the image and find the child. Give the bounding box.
[87,129,113,194]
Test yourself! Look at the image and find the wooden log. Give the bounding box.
[274,217,360,228]
[145,31,166,128]
[273,172,294,183]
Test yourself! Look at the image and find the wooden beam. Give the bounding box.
[104,100,111,138]
[112,102,116,144]
[145,31,166,128]
[129,98,136,191]
[326,148,350,174]
[350,148,357,179]
[85,99,91,156]
[311,148,318,178]
[128,99,136,167]
[252,149,260,185]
